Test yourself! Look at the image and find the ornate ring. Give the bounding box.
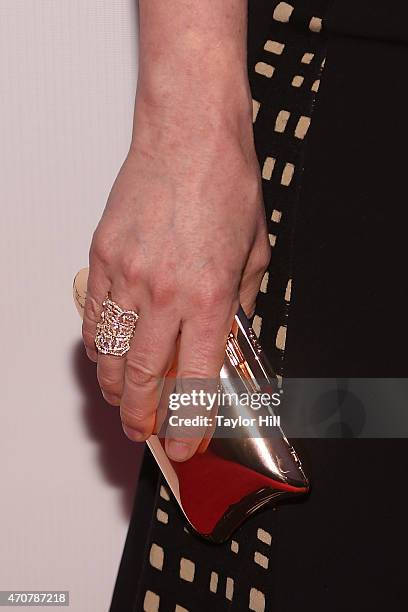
[94,295,139,357]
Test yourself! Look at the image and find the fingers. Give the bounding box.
[82,261,111,363]
[165,301,237,462]
[154,337,179,434]
[155,369,177,436]
[239,236,271,318]
[120,307,180,443]
[84,235,270,466]
[94,282,138,406]
[239,270,264,319]
[97,355,125,406]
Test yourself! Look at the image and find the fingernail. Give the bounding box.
[86,348,98,363]
[102,391,120,406]
[122,425,145,442]
[167,440,191,462]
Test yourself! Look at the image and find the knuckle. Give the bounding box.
[150,274,177,307]
[120,404,155,431]
[245,173,263,204]
[84,294,102,324]
[121,255,144,285]
[126,359,157,387]
[254,244,272,274]
[97,373,121,394]
[191,279,229,310]
[102,392,120,406]
[82,325,96,349]
[151,286,176,308]
[120,404,146,427]
[122,425,144,442]
[90,231,114,267]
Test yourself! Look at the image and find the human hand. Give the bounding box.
[81,0,271,462]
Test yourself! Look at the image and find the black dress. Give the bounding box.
[111,1,408,610]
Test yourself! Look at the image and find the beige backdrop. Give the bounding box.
[0,1,143,610]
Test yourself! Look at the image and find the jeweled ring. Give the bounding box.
[94,295,139,357]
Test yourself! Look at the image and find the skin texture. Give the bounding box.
[82,0,271,461]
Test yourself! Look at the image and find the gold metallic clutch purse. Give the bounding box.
[73,268,309,542]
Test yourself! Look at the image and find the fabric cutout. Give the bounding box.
[301,51,315,63]
[156,508,169,524]
[274,109,291,132]
[257,528,272,546]
[143,591,160,612]
[149,544,164,571]
[295,116,311,139]
[273,2,294,23]
[271,209,282,223]
[179,558,195,582]
[225,578,234,601]
[264,40,285,54]
[209,571,218,594]
[281,162,295,186]
[159,485,170,501]
[255,61,275,78]
[260,272,269,294]
[252,99,261,122]
[230,540,239,554]
[254,551,269,569]
[252,314,263,338]
[309,16,323,32]
[311,78,320,91]
[262,156,276,180]
[292,74,304,87]
[249,587,266,612]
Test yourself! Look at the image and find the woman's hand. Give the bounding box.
[81,0,271,462]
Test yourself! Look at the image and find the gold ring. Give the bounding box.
[94,296,139,357]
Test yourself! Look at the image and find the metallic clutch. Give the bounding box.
[73,268,309,542]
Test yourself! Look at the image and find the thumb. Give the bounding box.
[239,268,267,319]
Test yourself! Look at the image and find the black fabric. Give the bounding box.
[325,0,408,45]
[111,1,408,610]
[284,33,408,379]
[274,29,408,611]
[248,0,330,376]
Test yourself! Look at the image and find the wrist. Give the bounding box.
[133,0,252,149]
[137,6,249,104]
[131,96,255,163]
[137,59,252,113]
[132,73,253,152]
